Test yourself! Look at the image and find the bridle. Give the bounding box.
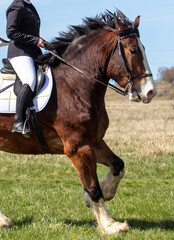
[47,25,152,96]
[107,26,153,94]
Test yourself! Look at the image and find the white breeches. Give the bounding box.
[10,56,36,92]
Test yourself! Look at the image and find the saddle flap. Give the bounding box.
[35,66,46,96]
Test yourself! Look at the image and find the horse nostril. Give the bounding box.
[147,90,154,98]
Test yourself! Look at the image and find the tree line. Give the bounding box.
[158,66,174,85]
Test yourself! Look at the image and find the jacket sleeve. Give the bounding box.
[6,5,39,46]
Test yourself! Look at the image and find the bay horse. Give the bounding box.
[0,10,157,234]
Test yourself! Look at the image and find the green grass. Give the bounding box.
[0,151,173,240]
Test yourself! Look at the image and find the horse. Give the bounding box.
[0,9,157,234]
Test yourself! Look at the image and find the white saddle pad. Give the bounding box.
[0,67,53,113]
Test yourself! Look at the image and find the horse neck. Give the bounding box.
[62,30,116,101]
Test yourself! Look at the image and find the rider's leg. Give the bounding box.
[10,56,36,134]
[11,84,33,133]
[10,56,36,92]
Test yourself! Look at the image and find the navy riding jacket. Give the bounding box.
[6,0,42,59]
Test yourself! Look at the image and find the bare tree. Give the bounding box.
[158,66,174,85]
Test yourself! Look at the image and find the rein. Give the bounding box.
[47,49,126,96]
[47,28,152,96]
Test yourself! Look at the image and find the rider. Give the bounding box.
[6,0,45,134]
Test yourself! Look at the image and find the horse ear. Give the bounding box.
[133,16,140,28]
[114,15,127,31]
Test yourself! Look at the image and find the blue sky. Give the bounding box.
[0,0,174,79]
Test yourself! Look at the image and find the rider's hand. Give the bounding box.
[37,38,45,48]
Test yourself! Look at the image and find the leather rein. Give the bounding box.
[47,27,152,96]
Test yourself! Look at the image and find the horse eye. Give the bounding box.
[129,48,137,54]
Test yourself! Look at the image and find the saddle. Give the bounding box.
[0,58,50,153]
[1,58,45,97]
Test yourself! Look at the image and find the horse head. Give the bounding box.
[40,9,157,104]
[106,11,157,103]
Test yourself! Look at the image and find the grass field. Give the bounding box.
[0,82,174,239]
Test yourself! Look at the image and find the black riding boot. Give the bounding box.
[11,84,33,134]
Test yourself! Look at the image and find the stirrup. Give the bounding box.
[22,110,31,138]
[11,122,31,136]
[11,110,31,137]
[22,123,31,138]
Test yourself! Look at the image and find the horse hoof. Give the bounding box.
[102,220,129,235]
[0,213,11,228]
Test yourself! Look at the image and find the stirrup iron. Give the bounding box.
[22,109,31,137]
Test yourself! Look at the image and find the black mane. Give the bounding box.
[40,9,133,66]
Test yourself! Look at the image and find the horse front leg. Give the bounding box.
[64,141,129,234]
[0,210,11,227]
[95,140,125,201]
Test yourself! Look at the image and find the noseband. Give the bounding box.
[47,26,152,96]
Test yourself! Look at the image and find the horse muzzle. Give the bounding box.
[128,87,157,103]
[128,90,141,102]
[128,77,157,103]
